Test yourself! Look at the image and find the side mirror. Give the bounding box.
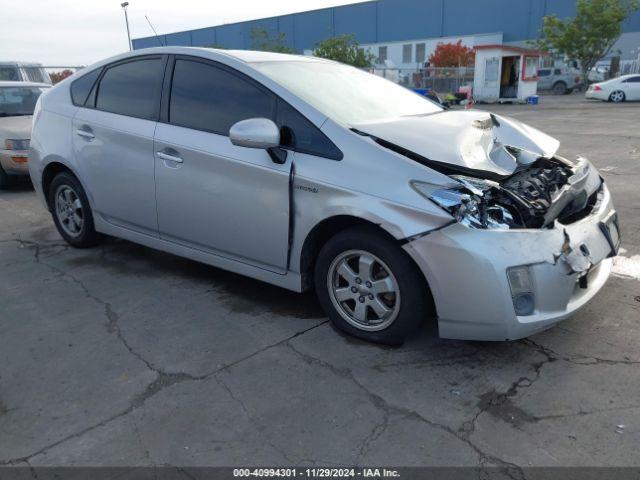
[229,118,280,149]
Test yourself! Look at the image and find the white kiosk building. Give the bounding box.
[473,45,544,103]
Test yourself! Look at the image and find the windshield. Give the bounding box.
[0,86,47,117]
[252,60,442,125]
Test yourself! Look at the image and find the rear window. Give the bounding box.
[0,86,48,117]
[96,58,164,120]
[70,68,101,106]
[538,69,550,76]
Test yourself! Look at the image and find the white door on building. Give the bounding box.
[482,57,501,100]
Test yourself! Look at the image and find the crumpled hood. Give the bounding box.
[352,109,560,178]
[0,115,33,140]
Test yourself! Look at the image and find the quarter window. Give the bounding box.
[276,100,342,160]
[70,68,101,106]
[623,76,640,83]
[96,58,164,120]
[169,59,275,135]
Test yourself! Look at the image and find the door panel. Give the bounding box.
[623,78,640,100]
[73,108,158,234]
[154,122,291,271]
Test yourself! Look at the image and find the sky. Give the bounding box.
[1,0,369,67]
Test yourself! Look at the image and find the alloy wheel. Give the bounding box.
[55,185,84,237]
[327,249,401,331]
[610,91,625,103]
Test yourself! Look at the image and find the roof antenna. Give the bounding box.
[145,15,164,46]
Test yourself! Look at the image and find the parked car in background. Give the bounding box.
[0,81,50,188]
[537,68,583,95]
[586,74,640,102]
[0,62,52,85]
[588,65,610,83]
[29,48,618,345]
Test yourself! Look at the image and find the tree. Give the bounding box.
[250,27,295,53]
[428,40,475,67]
[313,34,375,68]
[49,69,74,84]
[537,0,639,82]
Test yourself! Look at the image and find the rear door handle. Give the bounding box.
[156,151,183,164]
[76,129,94,140]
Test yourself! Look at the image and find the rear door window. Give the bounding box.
[623,76,640,83]
[538,69,550,77]
[96,57,164,120]
[169,59,275,134]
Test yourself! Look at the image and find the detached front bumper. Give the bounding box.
[0,149,30,176]
[404,184,618,341]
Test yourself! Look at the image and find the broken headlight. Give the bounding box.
[411,177,515,230]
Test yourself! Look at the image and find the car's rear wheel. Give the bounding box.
[48,172,100,248]
[552,82,567,95]
[609,90,625,103]
[314,226,431,345]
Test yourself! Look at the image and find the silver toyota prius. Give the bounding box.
[29,47,620,345]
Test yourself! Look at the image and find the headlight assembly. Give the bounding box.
[411,178,515,230]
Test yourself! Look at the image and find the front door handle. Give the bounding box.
[157,151,183,164]
[76,129,94,140]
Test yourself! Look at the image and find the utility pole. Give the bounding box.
[121,2,132,51]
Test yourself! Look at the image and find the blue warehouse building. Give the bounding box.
[132,0,640,62]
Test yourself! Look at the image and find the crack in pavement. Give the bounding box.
[522,338,640,366]
[285,342,526,480]
[0,238,329,466]
[215,375,297,465]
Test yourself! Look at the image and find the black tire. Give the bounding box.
[609,90,625,103]
[314,225,432,345]
[48,172,100,248]
[552,82,567,95]
[0,165,11,190]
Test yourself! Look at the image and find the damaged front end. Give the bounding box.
[412,155,603,232]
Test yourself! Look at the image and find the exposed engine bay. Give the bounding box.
[413,155,603,230]
[355,110,604,230]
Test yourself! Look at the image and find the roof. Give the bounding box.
[221,49,326,63]
[474,44,547,55]
[0,81,51,88]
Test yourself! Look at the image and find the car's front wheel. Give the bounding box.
[314,226,431,345]
[48,172,100,248]
[609,90,625,103]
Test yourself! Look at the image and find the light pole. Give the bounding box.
[121,2,132,51]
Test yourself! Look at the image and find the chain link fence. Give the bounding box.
[367,66,475,93]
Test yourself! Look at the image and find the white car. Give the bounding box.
[0,81,50,188]
[586,74,640,102]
